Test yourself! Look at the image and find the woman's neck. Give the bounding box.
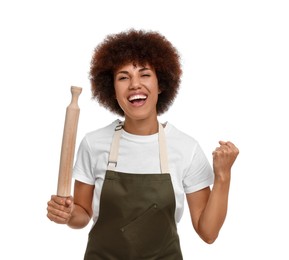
[123,117,159,135]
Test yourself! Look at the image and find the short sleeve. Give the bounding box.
[183,143,214,194]
[73,137,95,185]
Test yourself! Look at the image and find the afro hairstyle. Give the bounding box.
[90,29,182,117]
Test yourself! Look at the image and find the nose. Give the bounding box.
[129,76,141,90]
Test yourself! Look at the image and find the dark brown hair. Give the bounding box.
[90,29,182,116]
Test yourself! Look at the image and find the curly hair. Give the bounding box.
[90,29,182,116]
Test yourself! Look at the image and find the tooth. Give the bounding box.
[129,95,146,101]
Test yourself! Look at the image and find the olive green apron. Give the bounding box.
[84,122,183,260]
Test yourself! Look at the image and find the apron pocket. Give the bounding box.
[120,203,172,258]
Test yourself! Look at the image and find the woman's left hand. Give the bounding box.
[212,141,239,180]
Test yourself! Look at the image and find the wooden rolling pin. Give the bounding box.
[57,86,82,197]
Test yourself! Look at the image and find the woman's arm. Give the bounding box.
[186,141,239,244]
[47,180,94,229]
[67,180,94,229]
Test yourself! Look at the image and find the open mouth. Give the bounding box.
[128,94,147,105]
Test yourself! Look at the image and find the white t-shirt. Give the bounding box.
[73,120,214,224]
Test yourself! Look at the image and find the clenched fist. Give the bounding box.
[47,195,74,224]
[212,141,239,180]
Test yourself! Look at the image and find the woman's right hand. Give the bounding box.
[47,195,74,224]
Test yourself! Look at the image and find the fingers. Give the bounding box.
[218,141,236,148]
[47,211,70,224]
[212,140,239,175]
[213,141,228,155]
[47,195,74,224]
[214,141,239,154]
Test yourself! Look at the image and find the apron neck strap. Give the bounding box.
[107,121,169,173]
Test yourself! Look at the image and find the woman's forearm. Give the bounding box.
[67,204,92,229]
[198,175,231,243]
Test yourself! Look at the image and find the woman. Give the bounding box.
[47,29,239,259]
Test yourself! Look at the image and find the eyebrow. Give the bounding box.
[116,67,152,75]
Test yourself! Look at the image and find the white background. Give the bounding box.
[1,0,288,259]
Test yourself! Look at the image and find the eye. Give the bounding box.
[118,76,128,80]
[141,74,150,77]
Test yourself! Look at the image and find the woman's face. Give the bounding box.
[114,62,160,122]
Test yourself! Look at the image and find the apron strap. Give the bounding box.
[107,121,169,173]
[158,122,170,173]
[107,121,123,170]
